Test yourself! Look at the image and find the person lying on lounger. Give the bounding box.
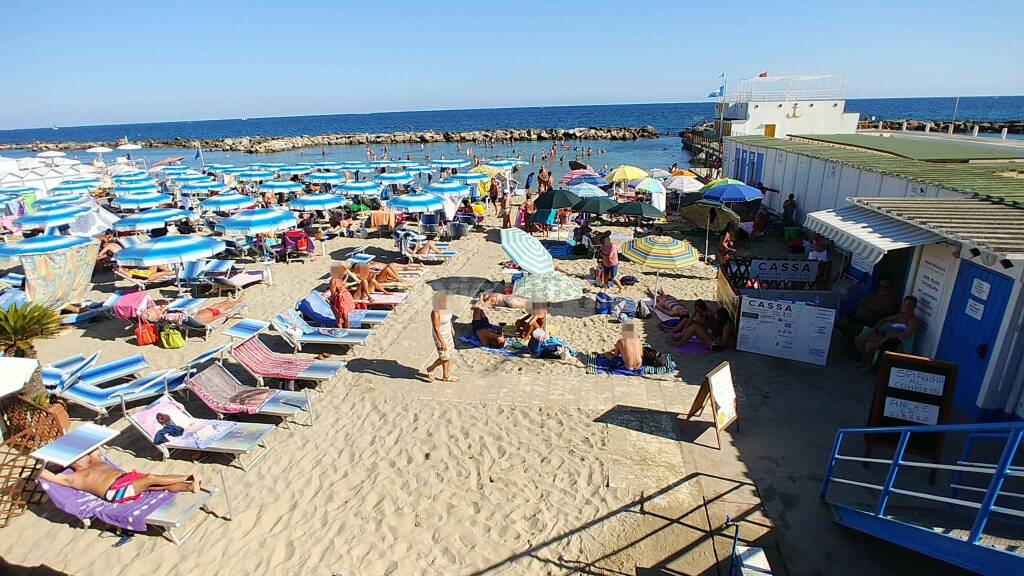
[114,265,176,283]
[364,262,417,289]
[352,262,392,303]
[471,306,506,349]
[646,289,691,319]
[38,450,201,504]
[666,299,714,337]
[142,295,244,325]
[604,321,644,370]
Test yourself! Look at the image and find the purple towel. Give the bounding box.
[38,461,174,533]
[672,337,711,354]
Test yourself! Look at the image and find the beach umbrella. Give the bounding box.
[423,181,470,198]
[113,172,151,184]
[112,183,160,196]
[341,161,372,170]
[512,272,582,303]
[567,173,608,187]
[250,162,285,170]
[684,199,740,260]
[37,151,66,159]
[221,166,250,174]
[199,193,256,212]
[314,161,344,170]
[469,165,503,178]
[235,170,276,182]
[621,235,701,292]
[500,228,554,274]
[560,169,599,185]
[431,158,470,169]
[646,168,672,179]
[535,188,580,211]
[568,183,607,198]
[180,182,227,195]
[663,176,703,193]
[405,165,434,175]
[216,208,297,235]
[573,196,617,215]
[0,235,93,261]
[277,164,313,175]
[288,193,347,211]
[202,163,233,171]
[0,186,39,195]
[86,146,113,154]
[338,180,381,196]
[51,181,99,193]
[304,172,344,185]
[701,178,745,190]
[113,208,192,232]
[701,182,763,203]
[259,181,304,194]
[633,177,666,195]
[387,192,444,214]
[607,201,664,219]
[448,172,489,185]
[116,144,142,151]
[672,169,699,177]
[34,193,88,209]
[487,160,517,170]
[375,172,414,186]
[116,235,226,267]
[169,173,210,184]
[158,166,192,174]
[17,204,90,230]
[111,192,172,210]
[606,165,648,184]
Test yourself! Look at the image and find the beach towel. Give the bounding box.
[232,336,318,380]
[369,210,396,230]
[364,292,407,306]
[585,353,677,376]
[673,337,712,354]
[39,457,174,533]
[297,290,335,326]
[22,242,99,310]
[189,363,276,414]
[112,290,156,320]
[135,396,234,450]
[540,240,576,260]
[458,335,527,357]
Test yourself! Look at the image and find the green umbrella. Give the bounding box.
[607,201,665,219]
[534,188,581,211]
[573,196,618,215]
[513,272,583,303]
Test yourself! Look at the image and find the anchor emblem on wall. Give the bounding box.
[786,103,801,119]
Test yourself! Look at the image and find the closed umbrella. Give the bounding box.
[0,235,93,261]
[573,196,617,215]
[216,208,297,235]
[199,193,256,212]
[17,204,90,230]
[113,208,192,232]
[424,181,470,198]
[387,193,444,214]
[500,228,554,274]
[568,183,607,198]
[111,192,172,210]
[116,235,226,267]
[288,194,347,211]
[512,272,583,303]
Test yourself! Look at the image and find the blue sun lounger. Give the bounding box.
[42,351,102,392]
[271,311,371,352]
[0,273,25,289]
[296,290,391,328]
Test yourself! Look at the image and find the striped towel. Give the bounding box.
[585,353,677,376]
[458,336,527,358]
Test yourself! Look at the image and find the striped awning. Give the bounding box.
[804,205,944,268]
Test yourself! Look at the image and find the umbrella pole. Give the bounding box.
[704,213,711,263]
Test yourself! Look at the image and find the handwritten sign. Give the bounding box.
[883,397,940,425]
[749,259,819,283]
[888,368,945,396]
[966,299,985,320]
[971,279,990,301]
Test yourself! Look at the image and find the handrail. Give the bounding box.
[835,421,1024,435]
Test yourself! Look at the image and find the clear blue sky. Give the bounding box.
[3,0,1021,129]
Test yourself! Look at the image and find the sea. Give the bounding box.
[1,96,1021,176]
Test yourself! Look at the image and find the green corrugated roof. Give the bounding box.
[727,135,1024,205]
[791,134,1024,161]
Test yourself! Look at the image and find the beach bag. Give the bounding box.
[642,346,667,368]
[636,301,652,319]
[620,275,638,286]
[135,319,159,347]
[159,325,186,349]
[612,297,638,317]
[595,292,613,314]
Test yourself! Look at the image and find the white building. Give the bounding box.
[715,75,859,138]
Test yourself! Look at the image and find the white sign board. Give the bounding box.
[749,260,819,283]
[888,368,945,397]
[736,297,836,366]
[970,279,990,301]
[883,397,940,425]
[911,244,957,357]
[966,299,985,320]
[708,363,737,428]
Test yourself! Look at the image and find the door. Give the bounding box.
[935,262,1014,417]
[764,124,776,137]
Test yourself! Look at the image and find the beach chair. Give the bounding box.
[231,334,346,392]
[271,309,371,352]
[419,213,441,239]
[42,351,102,392]
[166,297,248,340]
[341,245,374,265]
[0,272,25,289]
[296,290,391,328]
[60,301,105,325]
[204,268,268,296]
[188,362,314,428]
[32,425,232,545]
[43,352,148,393]
[223,318,271,343]
[126,394,274,472]
[113,267,177,291]
[103,290,156,321]
[0,287,28,311]
[399,233,455,264]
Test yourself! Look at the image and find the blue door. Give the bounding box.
[935,262,1014,418]
[737,149,747,180]
[754,152,765,184]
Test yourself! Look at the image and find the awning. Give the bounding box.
[804,205,944,269]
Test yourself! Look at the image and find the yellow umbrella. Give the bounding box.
[606,165,648,183]
[470,165,504,196]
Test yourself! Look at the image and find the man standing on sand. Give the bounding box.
[38,450,201,503]
[500,192,512,229]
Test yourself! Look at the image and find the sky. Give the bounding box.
[2,0,1022,129]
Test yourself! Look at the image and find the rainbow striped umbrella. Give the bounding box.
[621,236,700,270]
[500,228,554,274]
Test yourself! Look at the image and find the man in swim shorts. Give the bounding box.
[38,450,201,504]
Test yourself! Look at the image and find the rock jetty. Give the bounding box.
[4,126,660,153]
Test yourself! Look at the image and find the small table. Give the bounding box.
[30,423,119,468]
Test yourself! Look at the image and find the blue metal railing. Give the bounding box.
[821,421,1024,546]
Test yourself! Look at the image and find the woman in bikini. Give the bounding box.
[328,265,355,329]
[646,289,690,320]
[673,308,735,351]
[478,291,528,310]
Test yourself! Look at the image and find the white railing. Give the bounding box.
[724,89,847,103]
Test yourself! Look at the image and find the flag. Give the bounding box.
[758,71,768,78]
[707,85,725,98]
[194,146,201,160]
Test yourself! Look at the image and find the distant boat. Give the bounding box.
[240,116,248,121]
[51,125,58,130]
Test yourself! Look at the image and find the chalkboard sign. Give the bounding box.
[866,352,957,481]
[685,361,738,449]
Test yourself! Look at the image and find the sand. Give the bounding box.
[1,211,733,576]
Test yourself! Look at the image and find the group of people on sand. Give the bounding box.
[327,260,423,329]
[650,290,736,352]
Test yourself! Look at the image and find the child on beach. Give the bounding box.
[600,235,623,293]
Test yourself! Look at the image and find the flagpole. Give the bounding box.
[717,74,727,179]
[197,143,206,167]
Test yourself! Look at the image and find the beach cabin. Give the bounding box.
[714,75,859,139]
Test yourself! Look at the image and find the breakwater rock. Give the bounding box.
[5,126,660,153]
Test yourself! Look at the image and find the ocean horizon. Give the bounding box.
[2,96,1022,147]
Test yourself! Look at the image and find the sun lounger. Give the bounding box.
[296,290,391,328]
[231,334,346,392]
[168,298,248,340]
[43,352,148,392]
[42,351,101,392]
[114,268,177,291]
[271,310,371,352]
[0,273,25,289]
[60,301,105,325]
[188,362,314,428]
[127,394,274,472]
[103,290,156,321]
[224,318,271,342]
[205,269,267,296]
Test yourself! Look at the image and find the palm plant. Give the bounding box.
[0,303,62,400]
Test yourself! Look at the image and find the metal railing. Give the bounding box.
[821,421,1024,547]
[724,89,847,103]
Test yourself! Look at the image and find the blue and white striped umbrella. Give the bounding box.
[500,228,554,274]
[199,193,256,212]
[180,181,228,195]
[66,177,102,187]
[487,160,516,170]
[158,166,192,174]
[115,235,227,267]
[448,173,489,185]
[424,181,471,198]
[221,166,250,174]
[113,183,160,196]
[203,163,233,171]
[113,208,192,232]
[51,181,98,193]
[17,204,90,230]
[111,192,173,210]
[314,161,344,170]
[369,160,401,168]
[216,208,297,235]
[404,165,434,175]
[338,181,381,196]
[34,193,89,210]
[235,170,276,182]
[169,173,209,183]
[259,181,304,194]
[395,160,418,167]
[0,186,39,195]
[431,158,470,168]
[304,171,344,184]
[569,183,608,198]
[277,164,313,175]
[288,193,347,211]
[0,235,94,262]
[375,171,413,186]
[113,173,151,183]
[387,192,444,214]
[250,162,285,170]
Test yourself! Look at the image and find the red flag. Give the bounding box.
[758,71,768,78]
